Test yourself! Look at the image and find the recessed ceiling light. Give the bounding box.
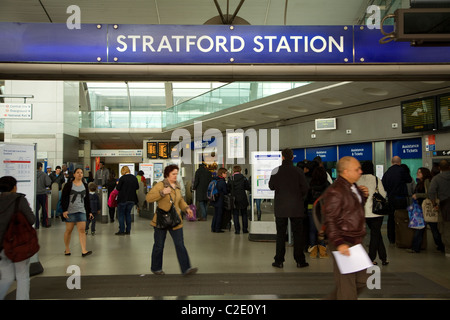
[320,98,343,106]
[261,113,280,119]
[240,118,256,123]
[421,81,445,84]
[288,106,308,113]
[362,87,389,96]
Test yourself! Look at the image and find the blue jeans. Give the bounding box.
[117,201,134,233]
[151,227,191,274]
[198,200,208,220]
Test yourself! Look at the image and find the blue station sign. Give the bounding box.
[392,138,422,159]
[1,22,450,64]
[306,146,338,162]
[339,142,373,161]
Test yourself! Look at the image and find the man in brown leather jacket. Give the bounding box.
[322,156,369,299]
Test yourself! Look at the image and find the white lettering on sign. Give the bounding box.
[115,34,344,54]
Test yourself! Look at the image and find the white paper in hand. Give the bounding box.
[332,244,373,274]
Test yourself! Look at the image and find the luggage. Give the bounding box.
[187,204,197,221]
[394,209,427,249]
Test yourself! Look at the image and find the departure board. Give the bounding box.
[401,97,437,133]
[438,93,450,129]
[169,141,180,159]
[147,142,157,159]
[158,142,169,159]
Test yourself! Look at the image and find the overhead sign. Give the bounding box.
[91,149,143,157]
[306,146,338,162]
[339,142,373,161]
[392,138,422,159]
[1,22,450,64]
[432,150,450,157]
[0,103,32,119]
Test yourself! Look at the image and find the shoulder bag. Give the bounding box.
[422,182,439,223]
[155,193,181,229]
[372,176,391,215]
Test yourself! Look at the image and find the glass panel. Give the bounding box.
[80,81,310,129]
[165,81,310,128]
[128,82,166,111]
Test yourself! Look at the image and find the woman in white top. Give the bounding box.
[357,161,389,265]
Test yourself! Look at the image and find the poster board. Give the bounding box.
[139,163,154,186]
[249,151,282,241]
[0,143,36,210]
[251,151,282,200]
[119,163,135,178]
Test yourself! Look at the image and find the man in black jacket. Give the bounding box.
[193,163,212,221]
[269,148,309,268]
[382,156,412,244]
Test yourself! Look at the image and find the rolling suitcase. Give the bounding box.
[394,209,427,249]
[187,204,197,221]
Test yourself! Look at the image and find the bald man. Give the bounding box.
[382,156,412,244]
[322,156,369,300]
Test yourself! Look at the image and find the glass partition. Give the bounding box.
[80,81,310,129]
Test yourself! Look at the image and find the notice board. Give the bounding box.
[0,143,36,210]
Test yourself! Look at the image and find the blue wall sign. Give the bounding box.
[1,22,450,64]
[339,142,373,161]
[392,138,422,159]
[292,148,305,161]
[306,146,338,162]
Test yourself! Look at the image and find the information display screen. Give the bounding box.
[158,142,169,159]
[438,93,450,129]
[401,96,437,133]
[169,141,181,159]
[147,142,157,159]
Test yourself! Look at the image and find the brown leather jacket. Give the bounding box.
[322,176,367,248]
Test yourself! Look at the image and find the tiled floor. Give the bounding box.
[12,209,450,299]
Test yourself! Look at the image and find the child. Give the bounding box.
[86,182,100,235]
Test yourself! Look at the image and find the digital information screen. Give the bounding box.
[169,141,181,159]
[401,97,437,133]
[147,142,157,159]
[438,93,450,129]
[158,142,169,159]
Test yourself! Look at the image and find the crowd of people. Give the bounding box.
[1,155,449,300]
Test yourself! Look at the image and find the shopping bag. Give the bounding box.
[407,199,425,229]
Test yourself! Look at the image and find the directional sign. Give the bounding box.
[433,150,450,157]
[0,103,32,119]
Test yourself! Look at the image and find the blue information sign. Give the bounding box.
[392,138,422,159]
[339,142,373,161]
[1,23,450,64]
[292,148,305,161]
[306,146,338,162]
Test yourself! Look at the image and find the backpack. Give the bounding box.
[3,196,40,262]
[312,195,327,242]
[207,179,219,202]
[108,188,118,207]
